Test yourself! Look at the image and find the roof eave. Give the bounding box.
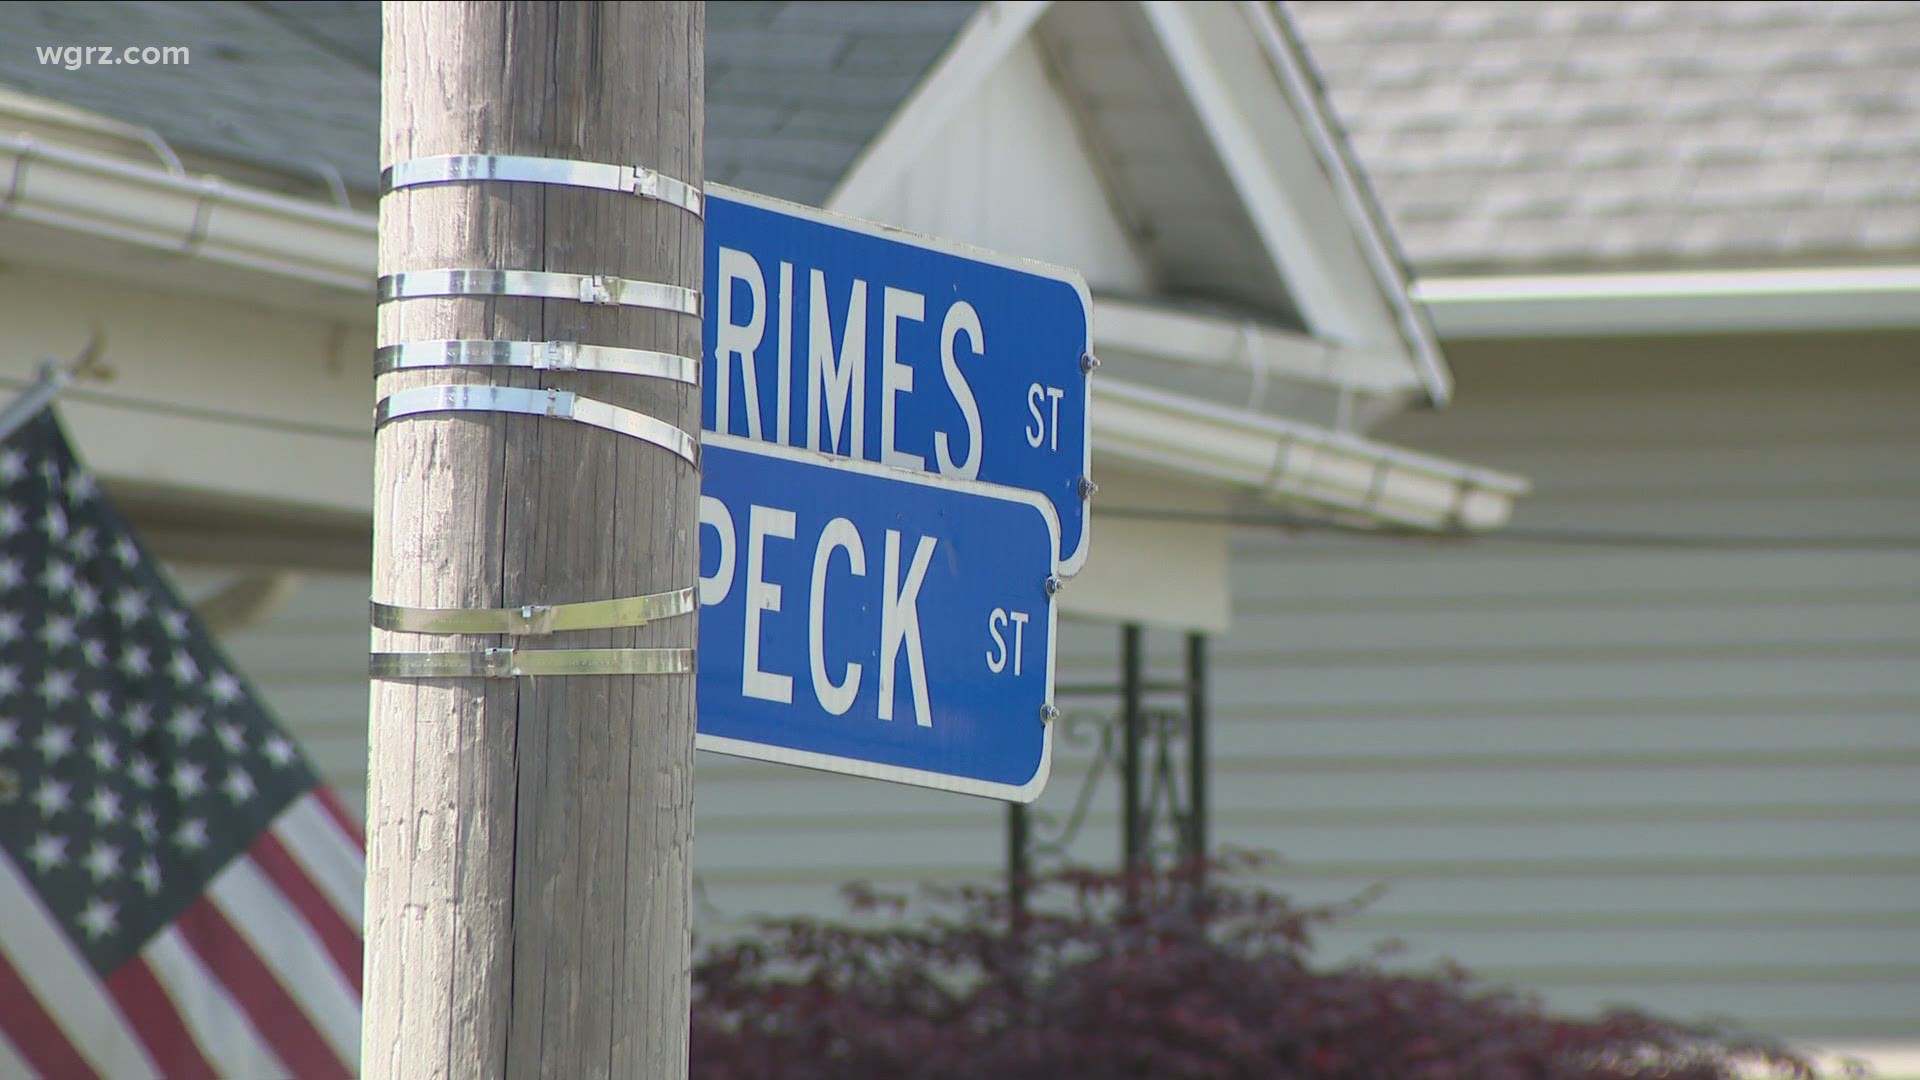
[1414,265,1920,340]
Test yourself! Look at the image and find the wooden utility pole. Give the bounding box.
[367,4,703,1077]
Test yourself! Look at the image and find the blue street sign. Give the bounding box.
[703,185,1095,576]
[694,433,1057,802]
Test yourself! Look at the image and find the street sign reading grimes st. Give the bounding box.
[702,185,1095,575]
[695,435,1058,802]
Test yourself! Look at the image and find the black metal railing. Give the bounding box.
[1007,625,1208,915]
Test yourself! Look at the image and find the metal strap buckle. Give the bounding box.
[372,340,697,384]
[374,384,699,467]
[371,585,696,636]
[378,269,700,318]
[381,153,704,218]
[369,647,694,679]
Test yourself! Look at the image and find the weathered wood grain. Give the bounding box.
[368,4,702,1076]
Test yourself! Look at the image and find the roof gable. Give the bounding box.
[826,0,1448,400]
[842,33,1158,296]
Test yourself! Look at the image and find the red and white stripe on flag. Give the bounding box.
[0,788,365,1079]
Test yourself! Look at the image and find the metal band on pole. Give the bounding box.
[375,384,699,467]
[378,269,700,318]
[370,647,693,679]
[374,340,699,384]
[382,153,704,218]
[372,585,695,636]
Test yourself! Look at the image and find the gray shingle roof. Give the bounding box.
[0,2,378,195]
[0,1,976,207]
[1286,0,1920,273]
[707,2,977,205]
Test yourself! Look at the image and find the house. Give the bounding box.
[1,0,1909,1071]
[1273,0,1920,1068]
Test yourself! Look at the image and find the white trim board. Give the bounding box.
[1416,266,1920,340]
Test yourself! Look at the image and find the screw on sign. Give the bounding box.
[702,186,1096,576]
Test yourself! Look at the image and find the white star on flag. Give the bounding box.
[262,735,296,768]
[166,706,204,745]
[34,723,75,762]
[88,735,119,771]
[168,648,198,686]
[82,841,121,884]
[215,720,247,754]
[170,762,206,799]
[222,767,257,805]
[172,818,209,851]
[77,898,117,941]
[39,615,77,651]
[208,671,243,703]
[0,408,365,1076]
[112,588,148,626]
[37,669,76,706]
[32,779,71,817]
[39,558,74,595]
[133,804,158,840]
[25,832,67,873]
[135,856,161,895]
[87,788,123,826]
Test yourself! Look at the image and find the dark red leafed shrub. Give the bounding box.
[691,854,1854,1080]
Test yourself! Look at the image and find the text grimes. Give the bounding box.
[712,246,999,480]
[701,188,1093,574]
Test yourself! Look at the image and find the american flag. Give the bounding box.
[0,410,364,1078]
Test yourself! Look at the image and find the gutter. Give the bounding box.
[1414,266,1920,340]
[0,132,375,294]
[1095,378,1528,531]
[1,121,1530,534]
[1092,296,1424,419]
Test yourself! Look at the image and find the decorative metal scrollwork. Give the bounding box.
[1008,626,1210,914]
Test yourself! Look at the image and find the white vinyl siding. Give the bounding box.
[1192,336,1920,1041]
[225,332,1917,1046]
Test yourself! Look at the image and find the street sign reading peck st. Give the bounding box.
[702,185,1094,575]
[694,434,1057,802]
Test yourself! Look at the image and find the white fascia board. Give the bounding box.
[1094,378,1528,532]
[1137,1,1452,405]
[0,133,375,299]
[825,1,1054,217]
[1095,296,1425,400]
[1241,0,1452,406]
[1415,266,1920,340]
[1139,1,1367,342]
